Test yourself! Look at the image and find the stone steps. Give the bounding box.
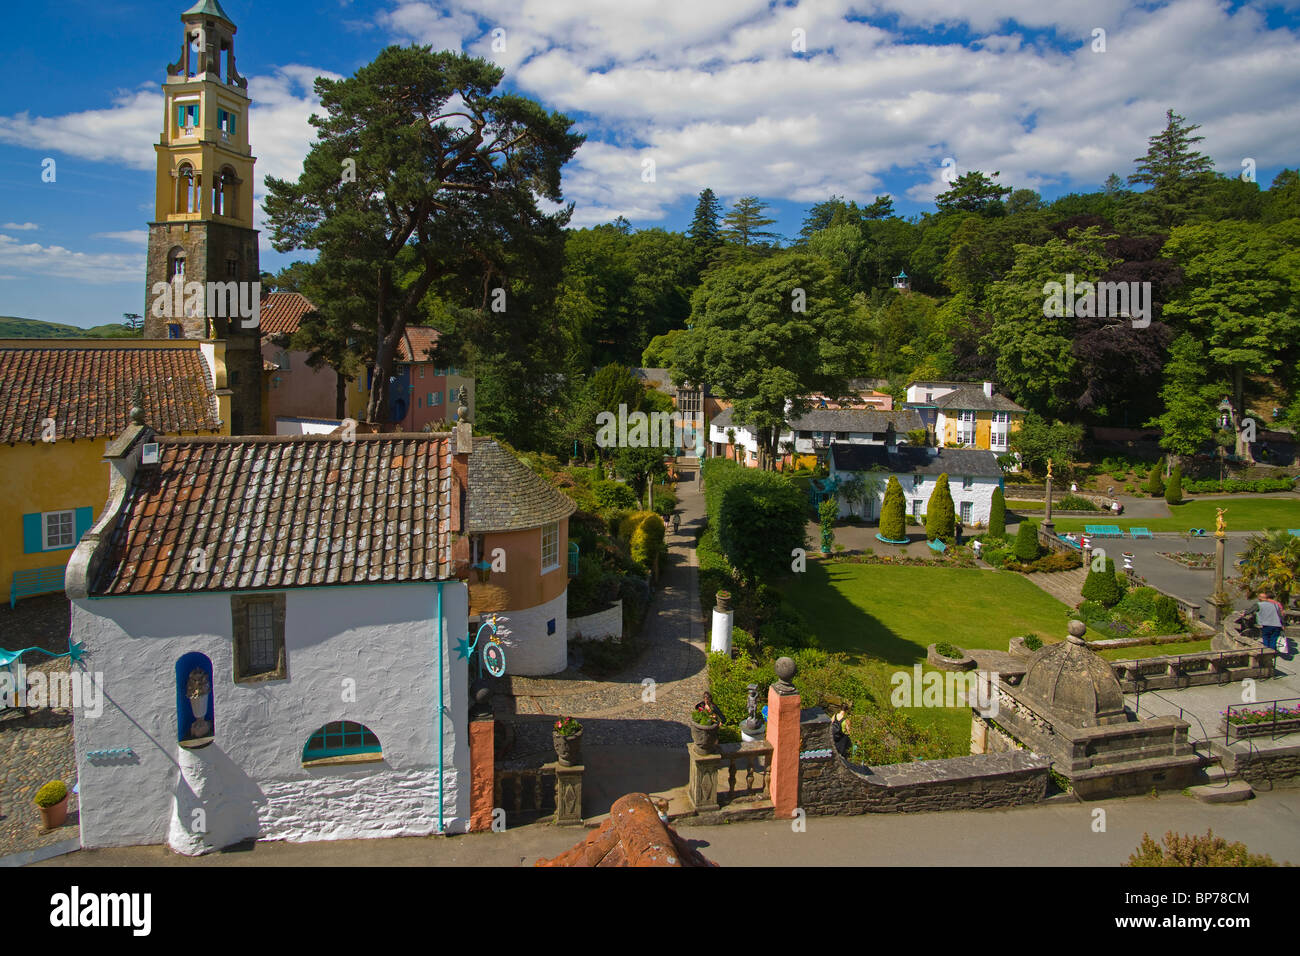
[1187,780,1254,803]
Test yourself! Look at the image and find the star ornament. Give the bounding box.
[453,635,473,661]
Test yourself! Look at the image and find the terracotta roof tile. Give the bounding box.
[93,434,455,595]
[258,291,316,338]
[0,345,222,441]
[397,326,440,363]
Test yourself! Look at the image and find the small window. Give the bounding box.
[912,499,923,518]
[303,721,380,763]
[912,474,923,489]
[449,387,459,403]
[171,254,186,277]
[547,618,556,636]
[231,594,287,683]
[427,392,434,406]
[43,510,75,550]
[541,522,560,573]
[963,475,973,490]
[176,103,199,130]
[836,432,848,441]
[226,256,238,278]
[431,392,442,406]
[419,367,425,379]
[168,323,182,339]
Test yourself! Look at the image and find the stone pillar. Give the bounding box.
[766,656,801,822]
[687,747,721,812]
[1042,473,1054,535]
[554,764,584,827]
[711,590,734,655]
[1213,534,1227,626]
[469,720,495,833]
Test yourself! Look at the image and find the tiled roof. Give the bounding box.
[258,292,316,338]
[93,434,455,595]
[789,408,923,433]
[931,387,1026,413]
[397,326,440,363]
[466,438,577,533]
[633,367,679,397]
[0,345,222,442]
[830,442,1003,477]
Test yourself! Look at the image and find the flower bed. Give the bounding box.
[1222,705,1300,739]
[1158,551,1214,570]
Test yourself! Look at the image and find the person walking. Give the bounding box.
[1246,590,1285,650]
[671,511,681,534]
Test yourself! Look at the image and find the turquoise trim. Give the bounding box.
[21,513,42,554]
[303,721,380,761]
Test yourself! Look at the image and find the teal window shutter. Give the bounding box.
[74,507,93,543]
[22,513,43,554]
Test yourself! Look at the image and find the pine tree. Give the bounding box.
[1165,463,1183,505]
[926,473,956,541]
[988,486,1006,537]
[722,196,780,248]
[687,188,722,248]
[1127,109,1215,227]
[1014,520,1041,562]
[880,476,906,541]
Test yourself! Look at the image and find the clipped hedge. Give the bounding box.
[988,486,1006,537]
[880,476,907,540]
[926,473,955,541]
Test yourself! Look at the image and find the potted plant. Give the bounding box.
[553,716,583,767]
[34,780,69,830]
[689,708,719,753]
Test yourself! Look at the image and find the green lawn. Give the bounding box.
[783,562,1086,754]
[1006,500,1045,511]
[1049,497,1299,534]
[1095,638,1213,661]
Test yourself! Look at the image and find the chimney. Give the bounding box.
[983,381,993,399]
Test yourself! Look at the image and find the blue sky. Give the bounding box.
[1,0,1297,327]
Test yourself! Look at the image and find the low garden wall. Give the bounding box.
[1218,743,1300,788]
[798,710,1050,814]
[567,600,623,642]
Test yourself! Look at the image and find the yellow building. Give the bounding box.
[0,339,229,605]
[904,380,1026,453]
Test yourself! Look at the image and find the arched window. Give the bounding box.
[176,652,214,745]
[169,247,186,278]
[176,163,196,214]
[213,167,237,217]
[303,721,381,763]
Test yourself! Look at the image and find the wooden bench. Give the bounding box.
[10,566,65,608]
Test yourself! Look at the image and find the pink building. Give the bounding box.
[260,292,354,428]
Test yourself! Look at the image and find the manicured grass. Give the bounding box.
[1094,638,1213,661]
[1007,500,1045,511]
[783,562,1088,754]
[1050,497,1299,534]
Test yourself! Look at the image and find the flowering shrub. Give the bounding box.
[1224,705,1300,726]
[554,716,582,736]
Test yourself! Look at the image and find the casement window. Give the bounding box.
[231,594,287,683]
[419,367,425,379]
[541,522,560,574]
[991,412,1010,452]
[303,721,380,763]
[216,108,237,135]
[449,387,459,403]
[958,410,976,446]
[176,103,199,130]
[912,499,924,518]
[22,507,92,554]
[431,391,442,406]
[427,392,434,406]
[960,501,973,523]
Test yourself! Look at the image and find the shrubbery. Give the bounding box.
[1056,494,1099,511]
[1165,463,1183,505]
[1013,520,1042,562]
[1181,476,1295,494]
[716,470,806,583]
[1126,830,1278,867]
[594,479,637,511]
[926,473,955,541]
[988,486,1006,537]
[880,476,907,540]
[1145,462,1165,497]
[1081,557,1127,608]
[1004,551,1081,573]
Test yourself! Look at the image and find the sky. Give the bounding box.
[0,0,1297,328]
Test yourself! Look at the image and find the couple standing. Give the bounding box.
[1246,591,1288,652]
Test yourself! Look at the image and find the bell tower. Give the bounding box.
[144,0,262,434]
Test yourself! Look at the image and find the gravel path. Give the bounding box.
[494,472,708,768]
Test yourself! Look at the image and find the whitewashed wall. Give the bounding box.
[72,581,470,852]
[567,600,623,643]
[491,589,568,676]
[828,466,1001,527]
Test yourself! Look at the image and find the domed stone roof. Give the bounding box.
[1020,621,1128,727]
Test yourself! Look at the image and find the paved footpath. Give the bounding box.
[492,472,709,790]
[35,788,1300,867]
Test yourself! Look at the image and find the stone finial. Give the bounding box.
[469,682,493,721]
[1067,619,1087,644]
[773,656,797,695]
[130,384,145,426]
[457,385,471,424]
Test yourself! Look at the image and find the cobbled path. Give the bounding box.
[494,472,708,768]
[0,595,80,859]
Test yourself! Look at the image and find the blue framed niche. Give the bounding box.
[176,652,215,747]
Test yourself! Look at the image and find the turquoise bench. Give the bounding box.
[1057,535,1082,550]
[1085,525,1122,538]
[928,539,946,553]
[10,566,65,608]
[1288,529,1300,537]
[1129,527,1153,539]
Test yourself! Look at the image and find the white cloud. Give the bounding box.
[0,234,143,285]
[91,230,149,245]
[2,222,39,231]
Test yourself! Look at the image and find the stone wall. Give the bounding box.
[798,709,1049,814]
[567,600,623,643]
[1225,744,1300,788]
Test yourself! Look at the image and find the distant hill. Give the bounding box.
[0,316,142,339]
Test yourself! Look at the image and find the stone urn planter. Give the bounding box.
[553,718,583,767]
[927,643,976,671]
[34,781,69,830]
[689,716,719,753]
